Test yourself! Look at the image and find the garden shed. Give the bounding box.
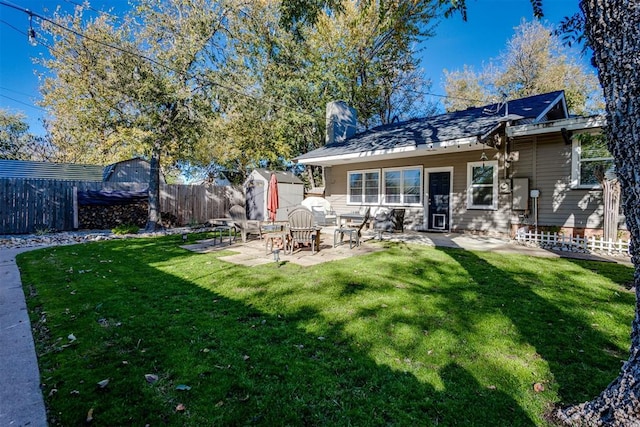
[244,169,304,221]
[103,157,164,189]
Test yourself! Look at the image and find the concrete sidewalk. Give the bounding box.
[0,248,47,427]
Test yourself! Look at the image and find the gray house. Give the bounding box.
[295,92,618,237]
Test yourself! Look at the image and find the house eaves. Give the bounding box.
[506,115,605,138]
[297,135,489,167]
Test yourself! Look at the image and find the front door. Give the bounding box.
[426,169,451,231]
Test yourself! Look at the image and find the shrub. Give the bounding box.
[111,223,140,235]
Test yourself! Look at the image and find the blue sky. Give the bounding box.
[0,0,587,137]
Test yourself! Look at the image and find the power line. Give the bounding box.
[1,1,482,125]
[0,0,320,120]
[0,94,46,112]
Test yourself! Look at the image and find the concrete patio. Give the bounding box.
[181,226,631,267]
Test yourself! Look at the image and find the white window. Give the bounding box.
[348,170,380,204]
[382,167,422,205]
[467,161,498,210]
[571,135,615,189]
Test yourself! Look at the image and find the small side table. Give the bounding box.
[212,225,234,245]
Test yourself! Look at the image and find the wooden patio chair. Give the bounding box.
[333,207,370,248]
[229,204,262,243]
[287,206,320,254]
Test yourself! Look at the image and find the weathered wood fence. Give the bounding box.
[0,178,244,234]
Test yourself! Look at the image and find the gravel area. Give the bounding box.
[0,227,211,249]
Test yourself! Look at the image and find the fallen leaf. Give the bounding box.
[533,382,545,392]
[176,403,186,412]
[487,385,497,390]
[215,400,224,407]
[175,384,191,391]
[86,408,94,423]
[67,333,76,342]
[97,379,109,389]
[243,355,250,361]
[48,388,58,397]
[145,374,159,384]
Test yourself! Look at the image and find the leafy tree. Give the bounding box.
[305,0,439,129]
[39,0,228,230]
[443,19,603,114]
[0,109,55,161]
[447,0,640,424]
[196,0,440,186]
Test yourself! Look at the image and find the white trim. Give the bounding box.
[381,166,423,206]
[466,161,499,210]
[347,169,380,205]
[506,116,605,138]
[424,166,453,231]
[571,135,614,190]
[534,92,567,122]
[296,136,483,167]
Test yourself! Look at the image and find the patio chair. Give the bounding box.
[287,206,320,254]
[373,208,405,240]
[229,204,262,243]
[301,197,337,226]
[334,207,371,248]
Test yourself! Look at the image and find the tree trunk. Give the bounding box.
[145,142,162,232]
[556,1,640,425]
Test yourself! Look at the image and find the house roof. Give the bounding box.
[0,159,105,181]
[295,91,567,166]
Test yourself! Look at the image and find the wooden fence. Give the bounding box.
[0,178,243,234]
[515,230,631,255]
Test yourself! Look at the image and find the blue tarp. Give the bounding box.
[78,189,148,206]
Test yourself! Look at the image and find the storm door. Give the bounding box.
[425,169,451,231]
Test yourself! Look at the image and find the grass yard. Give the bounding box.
[17,233,635,426]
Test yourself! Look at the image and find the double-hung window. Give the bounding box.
[383,167,422,205]
[571,134,615,188]
[348,170,380,204]
[467,161,498,209]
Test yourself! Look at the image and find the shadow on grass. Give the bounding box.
[19,236,537,426]
[431,245,634,404]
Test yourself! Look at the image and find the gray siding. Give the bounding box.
[511,135,604,230]
[324,132,609,235]
[325,146,512,234]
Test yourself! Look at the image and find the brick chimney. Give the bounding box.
[326,101,357,144]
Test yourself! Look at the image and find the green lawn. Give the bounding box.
[17,233,635,426]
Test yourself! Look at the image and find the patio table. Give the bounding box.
[211,224,235,245]
[337,212,366,226]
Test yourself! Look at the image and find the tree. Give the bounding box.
[195,0,440,186]
[443,19,603,115]
[304,0,439,129]
[39,0,229,230]
[0,109,55,161]
[447,1,640,424]
[554,1,640,423]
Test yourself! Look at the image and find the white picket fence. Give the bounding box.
[515,230,631,255]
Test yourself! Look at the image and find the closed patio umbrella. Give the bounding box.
[267,173,279,222]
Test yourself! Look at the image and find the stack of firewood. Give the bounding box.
[78,202,148,230]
